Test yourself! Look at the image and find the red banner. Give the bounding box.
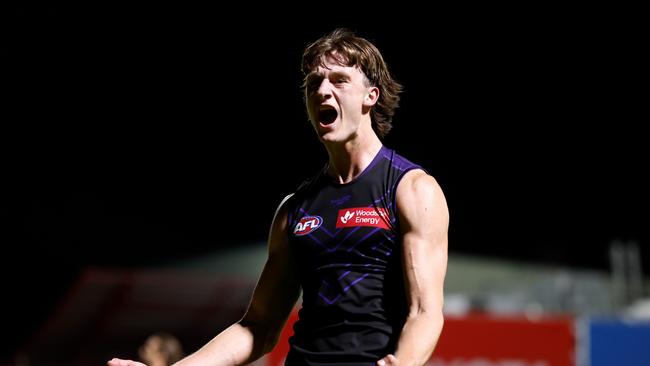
[266,311,575,366]
[432,313,575,366]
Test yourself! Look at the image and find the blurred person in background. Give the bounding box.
[139,332,184,366]
[108,28,448,366]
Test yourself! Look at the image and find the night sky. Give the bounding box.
[2,4,647,358]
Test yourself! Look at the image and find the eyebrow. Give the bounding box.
[304,73,322,84]
[306,70,350,82]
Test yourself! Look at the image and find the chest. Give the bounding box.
[289,182,399,267]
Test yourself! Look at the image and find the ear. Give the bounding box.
[363,86,379,107]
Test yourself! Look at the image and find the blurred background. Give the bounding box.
[2,3,648,365]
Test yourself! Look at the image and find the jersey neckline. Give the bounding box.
[322,145,387,187]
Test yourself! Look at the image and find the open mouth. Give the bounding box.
[318,106,338,125]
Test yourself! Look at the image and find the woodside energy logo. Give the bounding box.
[336,207,389,229]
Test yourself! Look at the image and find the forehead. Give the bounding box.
[309,54,363,77]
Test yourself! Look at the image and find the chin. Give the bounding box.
[317,133,336,143]
[316,131,340,143]
[320,132,352,145]
[314,123,336,140]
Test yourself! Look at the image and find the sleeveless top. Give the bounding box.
[285,145,423,365]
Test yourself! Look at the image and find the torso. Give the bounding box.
[285,145,423,365]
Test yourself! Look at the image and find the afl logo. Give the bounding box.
[293,216,323,236]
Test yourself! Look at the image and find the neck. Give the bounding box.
[324,127,383,184]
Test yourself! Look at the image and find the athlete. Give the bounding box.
[108,28,448,366]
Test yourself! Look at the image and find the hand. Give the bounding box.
[107,358,147,366]
[377,354,398,366]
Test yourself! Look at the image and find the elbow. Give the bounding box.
[433,310,444,334]
[408,305,444,330]
[239,319,282,357]
[407,301,440,318]
[261,331,282,355]
[433,307,444,325]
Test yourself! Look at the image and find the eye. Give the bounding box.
[304,75,323,94]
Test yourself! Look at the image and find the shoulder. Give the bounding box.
[275,193,295,215]
[397,169,443,199]
[396,170,448,224]
[266,193,294,234]
[268,194,295,253]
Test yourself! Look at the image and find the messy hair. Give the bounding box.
[301,28,403,138]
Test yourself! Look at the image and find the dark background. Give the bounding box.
[2,3,646,359]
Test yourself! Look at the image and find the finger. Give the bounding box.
[107,359,129,366]
[386,354,398,364]
[107,359,146,366]
[377,354,398,366]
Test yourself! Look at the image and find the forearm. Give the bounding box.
[393,311,444,366]
[174,322,268,366]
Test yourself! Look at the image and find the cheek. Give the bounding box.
[307,110,317,124]
[305,98,317,120]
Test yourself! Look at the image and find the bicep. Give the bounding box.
[396,170,449,312]
[242,196,300,330]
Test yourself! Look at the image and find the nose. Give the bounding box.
[315,79,332,101]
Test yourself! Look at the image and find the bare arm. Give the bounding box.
[378,170,449,366]
[109,195,300,366]
[176,195,301,366]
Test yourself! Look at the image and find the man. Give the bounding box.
[109,28,448,366]
[139,332,184,366]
